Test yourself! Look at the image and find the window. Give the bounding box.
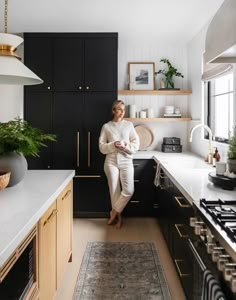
[205,71,234,143]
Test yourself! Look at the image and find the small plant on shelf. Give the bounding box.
[155,58,184,89]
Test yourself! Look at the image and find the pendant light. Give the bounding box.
[0,0,43,85]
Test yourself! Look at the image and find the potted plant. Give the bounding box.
[0,118,56,186]
[155,58,184,89]
[227,126,236,173]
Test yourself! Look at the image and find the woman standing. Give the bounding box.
[99,100,140,228]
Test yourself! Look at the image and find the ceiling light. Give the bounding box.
[0,0,43,85]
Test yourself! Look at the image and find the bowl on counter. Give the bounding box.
[0,170,11,191]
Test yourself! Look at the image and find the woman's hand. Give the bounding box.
[114,141,127,150]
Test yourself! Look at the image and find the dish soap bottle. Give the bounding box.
[213,147,220,167]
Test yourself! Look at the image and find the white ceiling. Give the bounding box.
[1,0,224,44]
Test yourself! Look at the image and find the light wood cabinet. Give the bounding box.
[57,181,73,286]
[38,201,57,300]
[38,181,73,300]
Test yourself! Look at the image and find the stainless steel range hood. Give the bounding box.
[205,0,236,63]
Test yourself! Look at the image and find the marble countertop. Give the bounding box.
[0,169,75,267]
[134,151,236,203]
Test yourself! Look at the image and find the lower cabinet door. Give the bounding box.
[38,202,57,300]
[57,181,73,286]
[73,175,110,217]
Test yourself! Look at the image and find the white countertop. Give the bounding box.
[0,170,75,267]
[134,151,236,203]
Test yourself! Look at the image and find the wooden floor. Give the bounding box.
[55,217,186,300]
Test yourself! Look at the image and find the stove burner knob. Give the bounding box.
[230,273,236,293]
[224,263,236,281]
[206,242,217,254]
[211,247,224,262]
[189,217,201,227]
[217,255,230,271]
[194,221,205,235]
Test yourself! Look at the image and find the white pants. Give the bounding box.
[104,153,134,213]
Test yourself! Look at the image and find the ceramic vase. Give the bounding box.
[0,152,28,186]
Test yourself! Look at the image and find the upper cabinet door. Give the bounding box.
[53,38,84,92]
[24,35,53,92]
[84,38,117,92]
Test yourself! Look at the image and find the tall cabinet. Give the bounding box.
[24,33,118,217]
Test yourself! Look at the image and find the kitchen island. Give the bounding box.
[0,169,75,299]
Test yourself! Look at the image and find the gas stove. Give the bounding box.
[200,199,236,243]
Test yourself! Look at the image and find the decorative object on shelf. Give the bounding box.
[128,62,155,90]
[147,108,154,118]
[155,58,184,90]
[227,126,236,174]
[0,170,11,190]
[0,118,56,186]
[0,0,43,85]
[134,125,154,150]
[164,106,181,118]
[129,104,136,118]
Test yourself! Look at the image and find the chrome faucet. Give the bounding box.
[189,124,213,163]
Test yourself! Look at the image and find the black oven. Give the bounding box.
[0,226,38,300]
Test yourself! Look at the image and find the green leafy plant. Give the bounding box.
[228,126,236,159]
[0,118,56,157]
[155,58,184,88]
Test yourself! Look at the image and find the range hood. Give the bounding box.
[205,0,236,63]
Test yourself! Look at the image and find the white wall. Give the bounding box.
[187,24,229,161]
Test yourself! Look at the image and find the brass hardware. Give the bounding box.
[43,209,57,226]
[62,190,71,201]
[160,173,168,179]
[88,131,91,167]
[175,224,189,238]
[174,196,191,208]
[0,45,20,59]
[77,131,80,167]
[134,179,140,182]
[74,175,101,178]
[174,259,190,277]
[130,200,140,203]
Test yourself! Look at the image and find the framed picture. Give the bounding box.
[128,62,155,90]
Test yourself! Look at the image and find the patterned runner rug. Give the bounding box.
[73,241,172,300]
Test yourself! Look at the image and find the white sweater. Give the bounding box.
[99,120,140,158]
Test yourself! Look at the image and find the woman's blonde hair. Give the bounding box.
[112,100,125,111]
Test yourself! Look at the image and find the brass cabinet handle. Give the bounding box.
[88,131,91,167]
[134,179,140,182]
[174,259,190,277]
[160,173,168,179]
[77,131,80,167]
[174,196,191,208]
[175,224,189,238]
[62,190,71,201]
[74,175,101,178]
[43,209,57,226]
[130,200,140,203]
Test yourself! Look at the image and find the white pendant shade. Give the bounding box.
[0,33,43,85]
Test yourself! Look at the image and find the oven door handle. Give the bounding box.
[188,238,206,272]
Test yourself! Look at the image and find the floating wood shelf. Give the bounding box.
[118,90,192,95]
[124,118,192,122]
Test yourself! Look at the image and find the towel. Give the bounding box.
[154,161,161,187]
[201,269,226,300]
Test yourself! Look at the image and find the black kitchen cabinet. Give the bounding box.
[24,33,117,92]
[157,169,195,300]
[24,33,117,217]
[123,159,158,217]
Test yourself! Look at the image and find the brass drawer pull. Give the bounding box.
[74,175,101,178]
[134,179,140,183]
[175,224,189,238]
[174,196,191,208]
[62,190,71,201]
[160,173,168,179]
[43,209,57,226]
[130,200,140,203]
[174,259,190,277]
